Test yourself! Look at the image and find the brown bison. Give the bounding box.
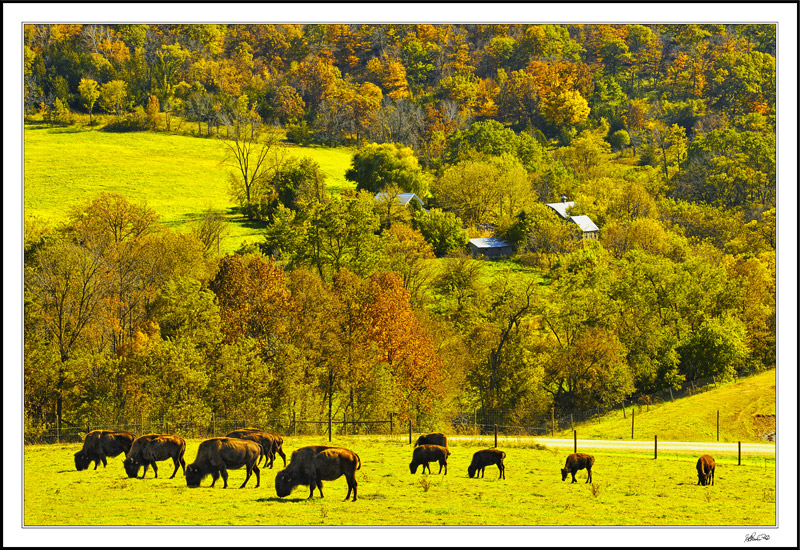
[227,428,286,468]
[275,445,361,501]
[561,452,594,483]
[696,455,716,486]
[414,432,448,448]
[185,437,261,489]
[74,430,135,471]
[410,444,450,475]
[123,434,186,479]
[226,429,275,467]
[468,449,506,479]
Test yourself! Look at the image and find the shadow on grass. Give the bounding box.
[255,497,307,503]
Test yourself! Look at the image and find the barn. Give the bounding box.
[467,237,512,259]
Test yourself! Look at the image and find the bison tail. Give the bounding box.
[355,452,361,470]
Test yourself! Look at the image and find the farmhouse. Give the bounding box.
[546,196,600,240]
[467,237,512,259]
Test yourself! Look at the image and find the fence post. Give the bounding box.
[716,410,720,442]
[622,400,626,419]
[551,407,555,437]
[631,408,635,439]
[654,435,657,459]
[574,430,577,453]
[389,413,393,435]
[494,424,498,448]
[408,419,412,445]
[738,441,741,465]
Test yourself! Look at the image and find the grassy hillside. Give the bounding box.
[557,370,776,443]
[23,124,356,253]
[24,435,774,526]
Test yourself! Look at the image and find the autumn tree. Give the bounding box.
[78,78,100,125]
[345,142,431,198]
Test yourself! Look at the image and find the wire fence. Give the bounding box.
[25,365,770,445]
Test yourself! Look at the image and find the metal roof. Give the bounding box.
[568,215,599,232]
[468,237,511,249]
[546,201,575,219]
[374,192,425,206]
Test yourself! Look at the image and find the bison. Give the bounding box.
[561,452,594,483]
[409,444,450,475]
[414,432,448,448]
[696,454,716,486]
[185,437,261,489]
[275,445,361,501]
[468,449,506,479]
[123,434,186,479]
[74,430,135,471]
[226,429,276,468]
[230,428,286,468]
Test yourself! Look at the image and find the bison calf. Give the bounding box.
[410,444,450,475]
[414,432,448,448]
[185,437,261,489]
[696,455,716,486]
[468,449,506,479]
[561,452,594,483]
[275,445,361,501]
[123,434,186,479]
[74,430,135,471]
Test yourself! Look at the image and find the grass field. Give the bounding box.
[556,370,776,443]
[23,124,356,253]
[23,435,775,527]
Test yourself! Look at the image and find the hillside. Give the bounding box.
[556,370,776,443]
[23,124,356,253]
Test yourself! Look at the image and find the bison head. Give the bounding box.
[467,464,477,478]
[274,470,294,497]
[123,456,141,478]
[698,472,710,486]
[74,451,91,471]
[560,467,569,481]
[185,464,204,488]
[409,461,420,474]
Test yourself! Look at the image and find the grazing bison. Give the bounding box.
[185,437,261,489]
[561,452,594,483]
[414,432,448,448]
[468,449,506,479]
[235,428,286,468]
[226,429,275,468]
[74,430,135,471]
[123,434,186,479]
[409,444,450,475]
[275,445,361,501]
[696,455,716,486]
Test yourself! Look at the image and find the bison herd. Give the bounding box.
[73,429,718,500]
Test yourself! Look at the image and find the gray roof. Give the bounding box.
[374,192,425,207]
[468,237,511,249]
[568,215,599,233]
[546,201,575,219]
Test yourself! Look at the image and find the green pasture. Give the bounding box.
[557,370,776,443]
[24,436,775,527]
[23,124,356,253]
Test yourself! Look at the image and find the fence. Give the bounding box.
[25,366,768,445]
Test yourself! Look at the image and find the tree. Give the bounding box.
[540,89,590,127]
[345,142,431,198]
[78,78,100,125]
[414,208,467,257]
[99,79,128,121]
[678,314,749,381]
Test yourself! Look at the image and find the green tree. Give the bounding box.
[99,79,128,121]
[414,208,467,257]
[78,78,100,125]
[345,142,431,198]
[678,314,749,381]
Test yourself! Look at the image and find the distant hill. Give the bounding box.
[557,370,776,443]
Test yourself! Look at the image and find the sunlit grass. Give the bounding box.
[23,124,355,254]
[24,435,774,526]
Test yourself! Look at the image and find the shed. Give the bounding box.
[568,215,600,239]
[467,237,512,259]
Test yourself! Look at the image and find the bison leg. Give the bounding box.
[571,470,577,483]
[220,467,229,489]
[151,461,158,479]
[142,463,150,479]
[210,470,220,488]
[101,456,108,468]
[710,468,715,486]
[586,466,592,484]
[244,463,260,489]
[498,463,505,479]
[240,465,252,489]
[179,456,186,476]
[169,458,180,479]
[345,474,357,501]
[278,448,287,468]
